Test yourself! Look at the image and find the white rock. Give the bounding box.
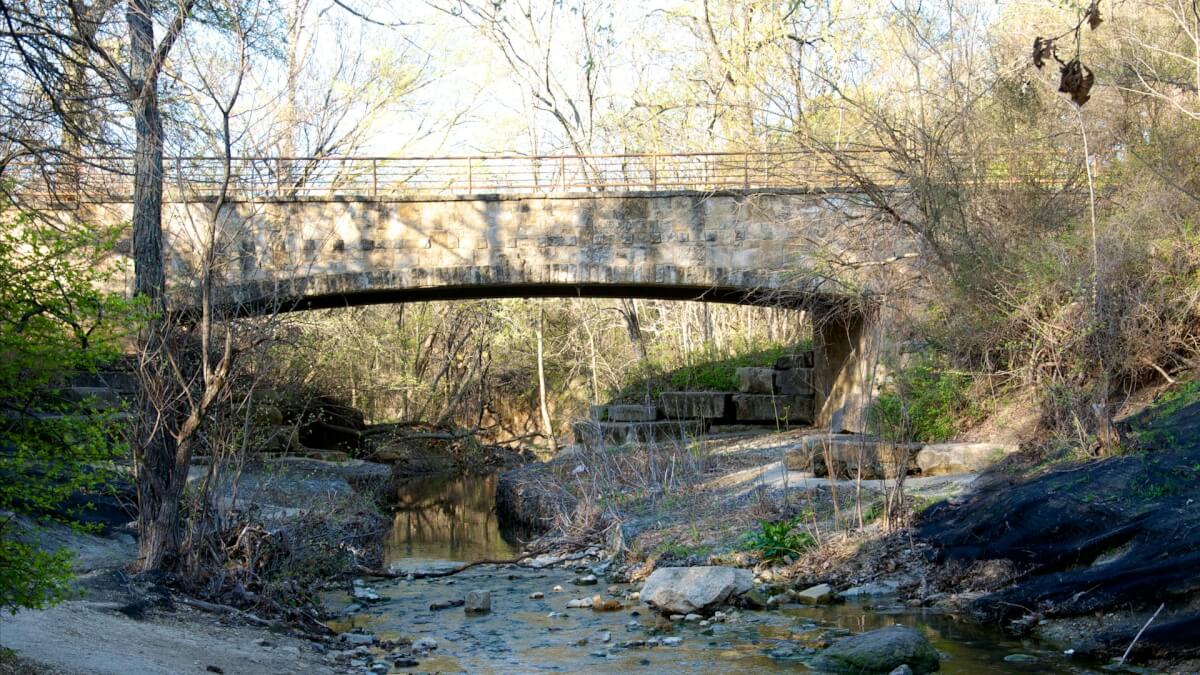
[640,566,754,615]
[916,442,1018,476]
[412,637,438,651]
[795,583,835,604]
[464,589,492,614]
[661,637,683,646]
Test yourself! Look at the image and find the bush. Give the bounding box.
[872,352,974,443]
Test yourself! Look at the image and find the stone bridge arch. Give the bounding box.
[93,188,894,431]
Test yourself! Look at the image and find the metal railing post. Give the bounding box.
[372,159,378,197]
[651,155,658,191]
[743,154,750,189]
[560,156,567,192]
[467,157,473,193]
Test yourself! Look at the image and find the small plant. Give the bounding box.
[744,517,816,563]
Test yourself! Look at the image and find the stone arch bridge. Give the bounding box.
[49,151,913,429]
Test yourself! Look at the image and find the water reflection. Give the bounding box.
[386,473,525,566]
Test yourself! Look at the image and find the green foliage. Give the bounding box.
[872,352,974,443]
[0,210,139,613]
[0,538,74,614]
[743,516,815,563]
[617,341,808,401]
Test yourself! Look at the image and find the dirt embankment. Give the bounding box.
[1,457,398,675]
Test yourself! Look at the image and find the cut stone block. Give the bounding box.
[607,404,658,422]
[916,442,1018,476]
[736,367,776,394]
[572,419,704,446]
[61,386,125,410]
[774,368,815,397]
[732,394,813,423]
[659,392,729,419]
[774,352,815,370]
[783,434,917,479]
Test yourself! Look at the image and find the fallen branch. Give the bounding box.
[176,596,333,639]
[1118,602,1165,667]
[355,545,593,579]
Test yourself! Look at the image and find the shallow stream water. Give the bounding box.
[325,473,1104,674]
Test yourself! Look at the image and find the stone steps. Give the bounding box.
[571,419,705,446]
[580,349,819,442]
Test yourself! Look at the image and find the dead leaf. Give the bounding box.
[1058,59,1095,106]
[1085,0,1103,30]
[1032,37,1056,70]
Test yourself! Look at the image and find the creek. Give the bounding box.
[325,472,1097,673]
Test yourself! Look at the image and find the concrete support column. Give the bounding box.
[812,302,879,433]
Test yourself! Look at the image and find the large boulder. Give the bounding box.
[916,442,1017,476]
[811,626,940,673]
[639,566,754,615]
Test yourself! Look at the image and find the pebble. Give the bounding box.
[888,666,914,675]
[669,614,685,621]
[412,637,438,651]
[573,574,598,586]
[393,658,420,668]
[591,596,622,611]
[529,592,545,599]
[699,620,711,627]
[684,613,701,622]
[661,637,683,647]
[253,638,272,648]
[552,585,565,593]
[548,611,565,618]
[567,598,591,608]
[591,631,611,644]
[369,664,389,674]
[620,640,646,648]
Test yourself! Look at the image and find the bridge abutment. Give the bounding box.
[813,304,880,433]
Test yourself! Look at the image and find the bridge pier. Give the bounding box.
[813,304,880,433]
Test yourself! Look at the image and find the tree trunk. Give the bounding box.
[536,305,557,454]
[128,0,165,305]
[128,0,175,572]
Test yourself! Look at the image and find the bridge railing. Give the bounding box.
[5,150,1072,202]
